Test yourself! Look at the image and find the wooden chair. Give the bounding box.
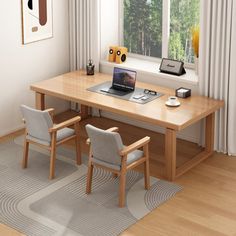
[20,105,81,179]
[85,124,150,207]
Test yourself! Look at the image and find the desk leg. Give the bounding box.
[175,112,215,179]
[35,92,45,110]
[80,105,89,119]
[165,128,176,181]
[205,112,215,154]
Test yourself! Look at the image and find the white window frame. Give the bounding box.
[119,0,195,69]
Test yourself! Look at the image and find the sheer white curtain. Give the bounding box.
[69,0,100,71]
[69,0,101,111]
[199,0,236,155]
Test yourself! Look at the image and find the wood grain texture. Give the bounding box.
[143,143,150,190]
[22,129,29,169]
[35,92,45,110]
[22,110,81,180]
[49,131,56,179]
[165,128,176,181]
[74,122,82,165]
[49,116,81,132]
[30,70,224,131]
[86,125,150,207]
[0,224,25,236]
[1,116,236,235]
[30,71,224,180]
[55,113,205,179]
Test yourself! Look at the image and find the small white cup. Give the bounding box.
[168,96,178,105]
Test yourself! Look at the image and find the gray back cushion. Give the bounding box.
[86,124,124,166]
[20,105,53,142]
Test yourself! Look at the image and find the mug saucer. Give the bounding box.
[165,100,181,107]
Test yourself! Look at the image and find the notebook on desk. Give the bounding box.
[100,67,137,96]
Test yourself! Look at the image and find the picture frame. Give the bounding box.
[159,58,186,76]
[21,0,53,44]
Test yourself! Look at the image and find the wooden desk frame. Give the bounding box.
[32,71,223,181]
[165,113,215,180]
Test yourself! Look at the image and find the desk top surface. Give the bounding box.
[31,70,224,131]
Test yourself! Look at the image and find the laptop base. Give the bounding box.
[100,88,131,96]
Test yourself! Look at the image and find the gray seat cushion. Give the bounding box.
[27,127,75,146]
[92,149,144,170]
[57,127,75,141]
[127,149,144,165]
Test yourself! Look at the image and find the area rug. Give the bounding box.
[0,136,182,236]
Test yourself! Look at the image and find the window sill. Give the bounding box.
[100,57,198,86]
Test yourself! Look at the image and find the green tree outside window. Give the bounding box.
[124,0,199,63]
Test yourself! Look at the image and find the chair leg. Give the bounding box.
[86,161,94,194]
[74,123,82,165]
[144,159,150,190]
[144,144,150,190]
[49,133,57,180]
[119,171,126,207]
[75,136,81,165]
[22,139,29,169]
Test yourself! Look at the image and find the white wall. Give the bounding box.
[0,0,201,144]
[0,0,70,137]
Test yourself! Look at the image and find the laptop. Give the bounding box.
[100,67,137,96]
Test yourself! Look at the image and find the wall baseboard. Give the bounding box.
[0,125,25,139]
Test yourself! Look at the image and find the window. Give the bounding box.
[123,0,200,64]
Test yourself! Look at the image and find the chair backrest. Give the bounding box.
[20,105,53,142]
[86,124,124,166]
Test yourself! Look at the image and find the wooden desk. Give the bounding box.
[31,70,224,181]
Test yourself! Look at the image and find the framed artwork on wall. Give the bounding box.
[21,0,53,44]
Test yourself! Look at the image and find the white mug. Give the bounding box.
[168,96,178,105]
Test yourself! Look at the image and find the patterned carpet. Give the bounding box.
[0,137,182,236]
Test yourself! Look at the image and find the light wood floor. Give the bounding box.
[1,113,236,236]
[0,223,25,236]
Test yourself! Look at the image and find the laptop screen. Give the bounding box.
[112,67,137,91]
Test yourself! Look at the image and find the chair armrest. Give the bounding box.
[86,127,119,145]
[119,136,150,156]
[106,127,119,132]
[49,116,81,132]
